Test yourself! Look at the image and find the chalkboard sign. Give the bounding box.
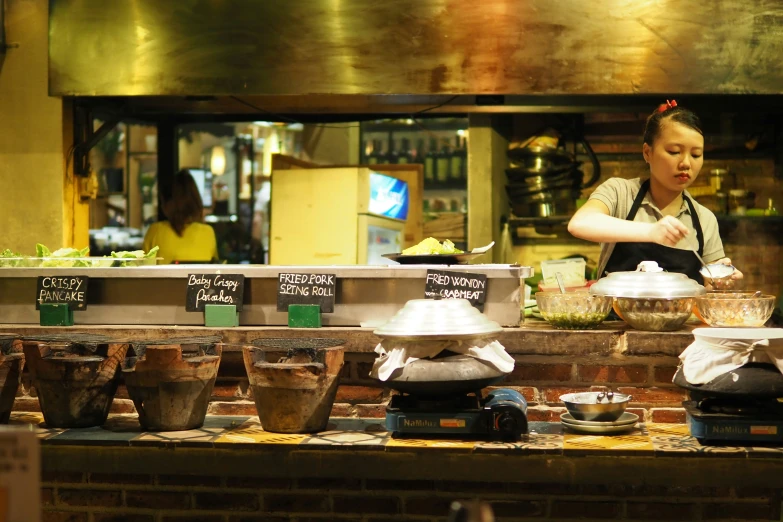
[424,269,488,309]
[186,274,245,312]
[36,276,89,310]
[277,273,336,313]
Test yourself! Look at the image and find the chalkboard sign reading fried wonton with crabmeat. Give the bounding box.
[186,274,245,312]
[277,273,336,313]
[424,269,487,310]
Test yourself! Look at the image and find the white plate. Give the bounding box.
[560,412,639,427]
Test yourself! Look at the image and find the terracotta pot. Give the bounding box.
[244,338,345,433]
[0,334,24,424]
[123,342,222,431]
[22,340,128,428]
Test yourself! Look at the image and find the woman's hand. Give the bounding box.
[714,257,744,282]
[647,216,690,247]
[703,257,743,290]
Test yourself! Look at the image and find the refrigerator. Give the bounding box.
[270,167,409,265]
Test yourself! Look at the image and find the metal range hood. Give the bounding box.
[50,0,783,115]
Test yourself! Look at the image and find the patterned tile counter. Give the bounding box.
[20,413,783,521]
[12,412,783,457]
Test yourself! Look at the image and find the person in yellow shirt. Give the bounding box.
[143,169,219,264]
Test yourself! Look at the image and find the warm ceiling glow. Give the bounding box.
[210,146,226,176]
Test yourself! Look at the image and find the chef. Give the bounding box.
[568,100,743,287]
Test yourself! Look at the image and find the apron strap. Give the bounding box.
[625,179,649,221]
[683,195,704,256]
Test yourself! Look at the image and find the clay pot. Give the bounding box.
[0,334,23,424]
[123,340,222,431]
[22,340,128,428]
[244,338,345,433]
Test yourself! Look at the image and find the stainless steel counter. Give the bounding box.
[0,264,532,327]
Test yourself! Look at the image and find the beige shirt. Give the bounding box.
[589,177,725,277]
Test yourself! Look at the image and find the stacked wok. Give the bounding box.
[506,144,601,217]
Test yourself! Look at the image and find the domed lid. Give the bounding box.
[374,299,502,338]
[589,261,706,298]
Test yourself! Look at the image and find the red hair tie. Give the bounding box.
[657,99,678,113]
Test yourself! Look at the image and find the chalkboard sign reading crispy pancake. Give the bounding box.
[186,274,245,312]
[424,269,488,310]
[277,273,336,313]
[36,276,89,310]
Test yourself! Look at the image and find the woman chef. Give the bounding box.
[567,100,742,286]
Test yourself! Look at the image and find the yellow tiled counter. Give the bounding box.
[21,412,783,521]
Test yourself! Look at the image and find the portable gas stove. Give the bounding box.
[386,388,528,441]
[685,398,783,444]
[675,363,783,445]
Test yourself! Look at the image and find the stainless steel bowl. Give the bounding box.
[614,297,695,332]
[559,391,632,422]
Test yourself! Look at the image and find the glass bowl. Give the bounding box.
[535,292,612,330]
[695,292,776,327]
[614,297,695,331]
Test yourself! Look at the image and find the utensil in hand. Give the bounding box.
[692,250,714,282]
[555,272,566,294]
[470,241,495,254]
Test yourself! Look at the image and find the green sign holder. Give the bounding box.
[287,304,322,328]
[204,304,239,328]
[39,303,74,327]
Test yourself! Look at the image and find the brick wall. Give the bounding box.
[40,471,782,521]
[13,332,693,425]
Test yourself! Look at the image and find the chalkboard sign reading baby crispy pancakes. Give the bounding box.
[36,276,89,310]
[424,269,488,309]
[186,274,245,312]
[277,273,336,313]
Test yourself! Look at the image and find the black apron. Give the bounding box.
[603,179,705,284]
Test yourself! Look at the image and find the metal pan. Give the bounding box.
[380,355,509,396]
[505,162,581,181]
[382,252,486,265]
[506,146,574,168]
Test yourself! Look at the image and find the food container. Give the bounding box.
[373,299,502,339]
[614,297,695,331]
[559,391,632,422]
[695,292,776,327]
[535,292,612,330]
[0,257,159,268]
[699,263,736,290]
[590,262,705,331]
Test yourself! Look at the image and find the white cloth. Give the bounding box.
[371,338,514,381]
[679,333,783,384]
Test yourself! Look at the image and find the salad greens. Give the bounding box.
[0,244,160,268]
[0,249,23,267]
[402,237,463,256]
[109,246,159,267]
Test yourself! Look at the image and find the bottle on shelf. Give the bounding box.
[368,139,384,164]
[362,140,372,164]
[387,138,399,164]
[414,138,425,164]
[765,198,779,216]
[436,139,451,185]
[450,135,467,183]
[424,138,438,184]
[397,138,412,164]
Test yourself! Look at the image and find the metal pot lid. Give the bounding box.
[374,299,502,338]
[589,261,706,298]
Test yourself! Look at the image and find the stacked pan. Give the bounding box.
[506,146,583,217]
[506,141,602,218]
